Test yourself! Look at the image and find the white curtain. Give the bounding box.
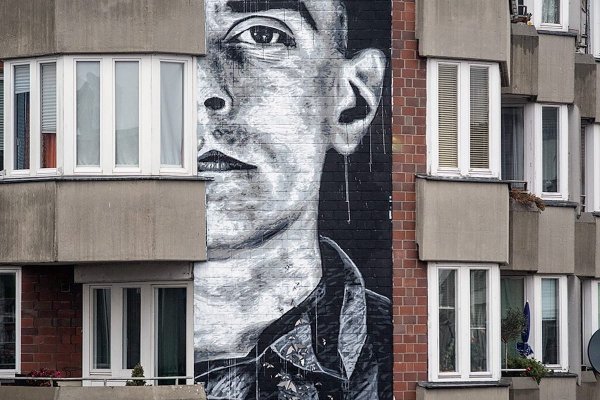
[160,62,184,167]
[438,270,456,372]
[541,279,558,364]
[542,107,559,192]
[470,270,488,372]
[76,62,101,166]
[115,62,140,167]
[542,0,560,24]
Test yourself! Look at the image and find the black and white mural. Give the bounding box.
[193,0,392,398]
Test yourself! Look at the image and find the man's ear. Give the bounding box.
[331,48,386,155]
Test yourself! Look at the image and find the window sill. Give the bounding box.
[536,29,577,37]
[416,174,507,185]
[0,174,213,184]
[418,380,510,389]
[542,200,579,209]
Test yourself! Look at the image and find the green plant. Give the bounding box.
[507,356,549,384]
[125,363,146,386]
[501,308,525,368]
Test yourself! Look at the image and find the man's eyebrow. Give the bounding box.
[225,1,318,31]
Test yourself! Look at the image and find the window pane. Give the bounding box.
[41,63,57,169]
[93,288,111,369]
[123,288,141,370]
[542,0,560,24]
[501,108,524,181]
[14,65,30,170]
[471,270,488,372]
[0,274,16,370]
[541,279,559,365]
[0,78,4,170]
[439,269,456,372]
[76,61,101,167]
[501,277,525,363]
[160,62,184,167]
[542,107,559,193]
[156,287,186,384]
[438,64,458,168]
[470,66,489,169]
[597,283,600,331]
[115,62,139,167]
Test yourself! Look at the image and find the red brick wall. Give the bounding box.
[21,266,82,377]
[391,1,428,399]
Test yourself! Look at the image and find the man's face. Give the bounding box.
[197,0,348,254]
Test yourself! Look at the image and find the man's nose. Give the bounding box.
[204,97,226,111]
[197,57,232,116]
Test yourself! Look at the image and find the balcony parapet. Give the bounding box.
[0,0,205,59]
[0,176,207,264]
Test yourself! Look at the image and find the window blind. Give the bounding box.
[14,66,30,95]
[438,64,458,168]
[541,279,557,320]
[470,66,489,169]
[41,63,57,133]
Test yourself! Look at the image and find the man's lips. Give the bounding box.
[197,150,257,172]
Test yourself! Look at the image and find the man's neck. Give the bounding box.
[194,214,323,361]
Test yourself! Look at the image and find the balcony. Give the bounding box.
[503,24,575,103]
[0,385,207,400]
[0,0,205,59]
[416,177,509,264]
[0,176,207,264]
[506,203,576,274]
[575,213,600,278]
[417,0,510,83]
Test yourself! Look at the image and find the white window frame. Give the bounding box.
[585,124,600,211]
[592,1,600,58]
[528,275,569,371]
[426,59,501,178]
[427,263,501,382]
[82,281,194,386]
[582,280,600,367]
[0,267,21,378]
[4,58,62,178]
[4,54,196,178]
[523,103,569,201]
[524,0,569,32]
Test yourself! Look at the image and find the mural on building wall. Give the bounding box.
[193,0,392,398]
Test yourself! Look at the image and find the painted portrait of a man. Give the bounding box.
[193,0,392,398]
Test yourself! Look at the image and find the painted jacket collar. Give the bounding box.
[195,236,370,398]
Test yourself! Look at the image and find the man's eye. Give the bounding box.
[234,26,296,47]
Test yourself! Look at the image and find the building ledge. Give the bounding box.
[417,380,511,389]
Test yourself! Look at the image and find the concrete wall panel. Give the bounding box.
[417,0,510,68]
[575,54,596,119]
[74,262,193,283]
[575,213,596,277]
[0,0,205,58]
[416,178,509,263]
[538,206,576,274]
[537,34,575,103]
[503,24,539,97]
[416,386,508,400]
[539,376,577,400]
[507,201,539,271]
[56,180,206,262]
[0,386,207,400]
[0,182,56,263]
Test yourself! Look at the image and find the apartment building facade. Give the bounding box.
[415,0,600,399]
[0,0,598,400]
